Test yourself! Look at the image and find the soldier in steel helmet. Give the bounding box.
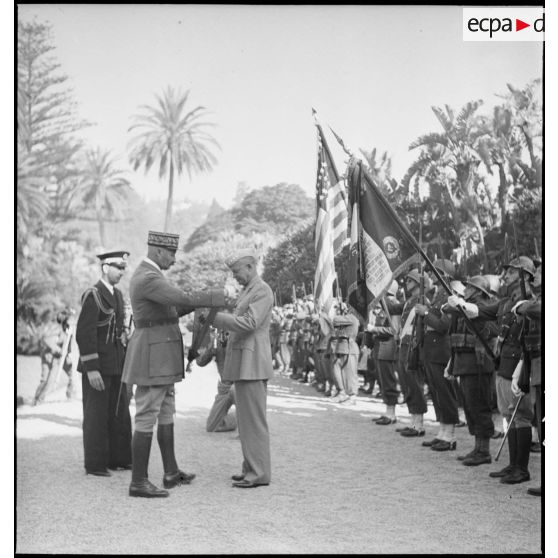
[512,260,542,496]
[383,269,429,435]
[368,280,401,424]
[415,259,460,451]
[443,275,498,466]
[456,257,537,485]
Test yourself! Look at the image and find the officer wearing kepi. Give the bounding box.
[76,250,132,477]
[122,231,232,498]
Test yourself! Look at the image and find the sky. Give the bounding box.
[17,4,543,208]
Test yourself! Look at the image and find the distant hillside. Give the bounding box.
[169,183,314,293]
[184,183,313,251]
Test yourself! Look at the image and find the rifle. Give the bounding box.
[354,160,497,364]
[512,222,532,393]
[416,218,425,347]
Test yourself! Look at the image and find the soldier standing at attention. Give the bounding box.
[415,260,460,451]
[385,270,428,435]
[469,257,537,484]
[443,276,497,466]
[122,231,231,498]
[368,281,401,423]
[75,251,132,477]
[512,261,542,496]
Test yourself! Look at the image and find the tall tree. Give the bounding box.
[69,148,133,247]
[17,19,89,226]
[128,86,220,231]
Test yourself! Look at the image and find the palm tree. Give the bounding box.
[70,148,132,248]
[128,86,220,231]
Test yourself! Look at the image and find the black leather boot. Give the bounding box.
[457,436,480,461]
[490,427,516,478]
[501,427,531,484]
[157,423,196,488]
[129,431,169,498]
[463,437,491,466]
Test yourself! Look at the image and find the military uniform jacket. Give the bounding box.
[76,281,126,376]
[213,275,274,382]
[444,304,497,377]
[375,314,401,362]
[421,288,452,365]
[519,297,542,386]
[122,260,225,386]
[477,297,525,380]
[329,313,359,356]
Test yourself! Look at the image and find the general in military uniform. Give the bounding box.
[122,231,229,498]
[75,251,132,477]
[211,249,274,488]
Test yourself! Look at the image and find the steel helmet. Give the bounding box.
[464,275,491,298]
[433,259,456,278]
[387,280,399,296]
[503,256,535,279]
[450,280,466,297]
[405,269,421,286]
[483,274,501,296]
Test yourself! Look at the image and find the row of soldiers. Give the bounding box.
[269,255,542,497]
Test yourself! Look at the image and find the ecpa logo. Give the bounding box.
[463,8,544,42]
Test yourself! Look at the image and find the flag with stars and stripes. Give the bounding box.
[313,116,348,314]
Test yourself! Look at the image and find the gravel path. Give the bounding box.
[16,356,542,554]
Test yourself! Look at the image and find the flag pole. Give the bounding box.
[356,160,496,362]
[312,109,342,191]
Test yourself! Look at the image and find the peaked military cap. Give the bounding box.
[148,230,179,250]
[225,248,258,268]
[96,251,130,266]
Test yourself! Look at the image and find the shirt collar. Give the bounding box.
[143,256,162,272]
[100,278,114,295]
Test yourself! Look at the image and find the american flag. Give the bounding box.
[313,115,348,313]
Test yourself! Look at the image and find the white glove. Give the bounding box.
[366,324,375,332]
[511,300,527,315]
[511,359,525,396]
[447,295,460,308]
[460,301,479,319]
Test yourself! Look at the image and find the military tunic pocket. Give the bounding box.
[147,327,184,377]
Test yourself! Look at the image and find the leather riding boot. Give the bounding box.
[501,427,531,484]
[157,423,196,488]
[129,431,169,498]
[463,437,491,466]
[489,427,516,478]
